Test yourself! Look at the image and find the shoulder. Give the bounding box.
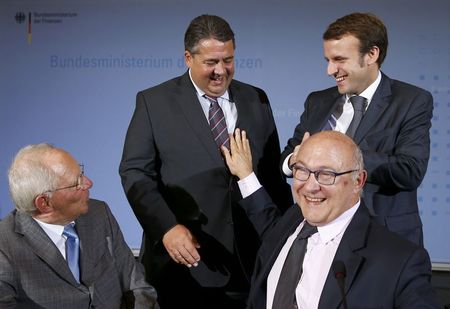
[304,86,340,104]
[0,211,16,239]
[139,73,188,97]
[80,199,111,222]
[230,79,269,102]
[382,73,432,99]
[366,219,428,263]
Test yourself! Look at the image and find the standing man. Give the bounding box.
[0,143,159,309]
[119,14,291,308]
[281,12,433,245]
[222,130,439,308]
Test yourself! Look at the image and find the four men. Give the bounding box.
[0,12,439,309]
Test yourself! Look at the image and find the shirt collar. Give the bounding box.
[345,70,381,104]
[315,200,361,244]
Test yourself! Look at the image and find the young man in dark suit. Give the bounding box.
[119,14,291,308]
[222,129,439,308]
[281,12,433,246]
[0,143,158,308]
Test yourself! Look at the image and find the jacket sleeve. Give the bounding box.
[104,202,160,309]
[394,246,440,308]
[119,91,177,246]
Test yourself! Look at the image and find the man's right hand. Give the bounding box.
[162,224,201,268]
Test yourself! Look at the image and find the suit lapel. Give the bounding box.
[256,207,303,296]
[15,212,77,285]
[318,205,371,309]
[311,92,343,133]
[353,73,392,143]
[175,72,224,165]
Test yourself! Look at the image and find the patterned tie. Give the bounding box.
[346,95,367,138]
[272,222,318,309]
[63,223,80,283]
[205,95,230,149]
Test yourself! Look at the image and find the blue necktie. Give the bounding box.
[63,223,80,283]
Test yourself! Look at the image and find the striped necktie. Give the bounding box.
[205,95,230,149]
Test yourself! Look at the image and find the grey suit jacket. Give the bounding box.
[240,188,440,309]
[281,73,433,245]
[0,199,159,309]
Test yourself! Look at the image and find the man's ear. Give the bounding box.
[365,46,380,66]
[34,194,52,214]
[354,169,368,192]
[185,50,193,68]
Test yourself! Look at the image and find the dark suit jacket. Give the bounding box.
[240,188,439,309]
[281,73,433,245]
[119,71,291,287]
[0,199,158,309]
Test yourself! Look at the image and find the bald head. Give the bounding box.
[291,131,367,226]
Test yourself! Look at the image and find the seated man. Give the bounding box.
[222,129,439,309]
[0,143,159,309]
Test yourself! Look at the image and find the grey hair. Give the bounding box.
[8,143,59,214]
[351,144,365,197]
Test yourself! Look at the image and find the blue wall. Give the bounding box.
[1,0,449,263]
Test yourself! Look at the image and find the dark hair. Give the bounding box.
[184,15,235,53]
[323,12,388,67]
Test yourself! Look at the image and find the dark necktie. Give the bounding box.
[272,222,318,309]
[205,95,230,149]
[346,95,367,138]
[63,223,80,283]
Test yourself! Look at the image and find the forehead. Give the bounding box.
[298,138,352,169]
[47,150,79,176]
[193,39,234,56]
[324,34,361,54]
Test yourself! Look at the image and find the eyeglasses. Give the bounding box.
[290,164,358,186]
[44,164,86,193]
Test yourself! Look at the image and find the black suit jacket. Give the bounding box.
[119,71,291,287]
[240,188,439,309]
[281,73,433,245]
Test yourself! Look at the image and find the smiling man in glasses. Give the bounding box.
[0,143,159,309]
[222,130,439,309]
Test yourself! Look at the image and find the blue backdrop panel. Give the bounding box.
[1,0,449,263]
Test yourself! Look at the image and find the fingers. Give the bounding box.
[290,132,310,166]
[171,243,200,267]
[162,224,201,268]
[302,132,310,143]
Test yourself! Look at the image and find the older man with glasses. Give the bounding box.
[221,129,439,309]
[0,143,159,309]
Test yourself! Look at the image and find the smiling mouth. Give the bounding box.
[335,75,347,83]
[305,196,326,203]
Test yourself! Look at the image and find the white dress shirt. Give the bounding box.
[189,69,237,134]
[282,71,382,176]
[34,218,74,260]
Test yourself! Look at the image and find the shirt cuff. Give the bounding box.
[282,153,294,176]
[237,172,262,198]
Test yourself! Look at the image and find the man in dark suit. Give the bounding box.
[119,14,290,308]
[280,12,433,245]
[0,143,158,309]
[222,129,439,308]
